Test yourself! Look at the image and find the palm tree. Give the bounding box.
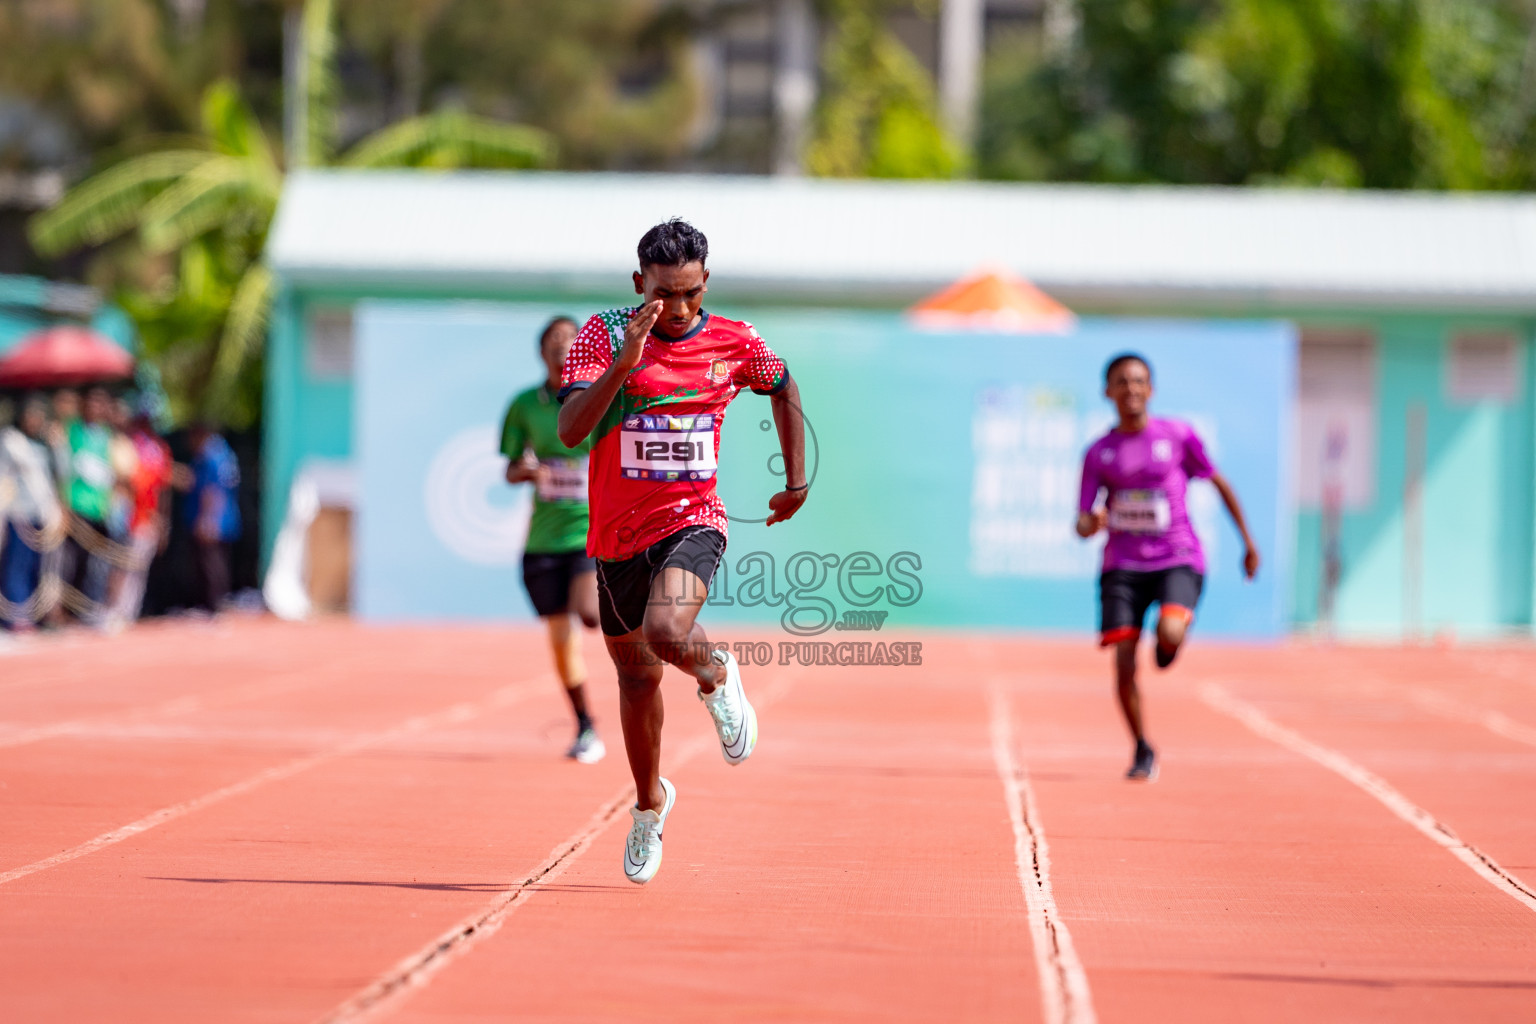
[29,0,552,427]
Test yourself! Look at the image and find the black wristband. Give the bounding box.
[785,482,809,492]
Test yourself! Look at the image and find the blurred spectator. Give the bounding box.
[109,401,173,627]
[46,389,78,486]
[180,423,242,612]
[0,397,64,632]
[107,397,139,534]
[102,396,141,625]
[50,389,80,435]
[59,386,116,621]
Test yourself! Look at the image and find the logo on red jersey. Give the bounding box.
[707,358,729,385]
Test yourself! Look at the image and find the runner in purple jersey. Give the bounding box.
[1077,353,1260,781]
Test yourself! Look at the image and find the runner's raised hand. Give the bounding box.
[620,301,663,370]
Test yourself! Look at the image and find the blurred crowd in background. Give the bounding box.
[0,390,250,634]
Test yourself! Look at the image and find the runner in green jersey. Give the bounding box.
[501,317,604,763]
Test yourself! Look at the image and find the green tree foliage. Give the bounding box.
[31,82,281,427]
[978,0,1536,189]
[807,0,963,179]
[342,0,702,169]
[29,3,552,428]
[9,0,694,426]
[0,0,241,163]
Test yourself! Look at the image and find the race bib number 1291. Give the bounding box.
[619,413,717,482]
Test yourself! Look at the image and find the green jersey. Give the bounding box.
[65,420,113,522]
[499,383,592,554]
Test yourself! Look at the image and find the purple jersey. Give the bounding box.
[1078,417,1216,574]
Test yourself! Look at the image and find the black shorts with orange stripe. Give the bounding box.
[1098,566,1203,647]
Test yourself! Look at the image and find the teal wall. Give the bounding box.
[265,281,619,558]
[1290,316,1536,638]
[267,280,1536,638]
[263,288,355,556]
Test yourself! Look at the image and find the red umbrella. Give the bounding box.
[0,325,135,388]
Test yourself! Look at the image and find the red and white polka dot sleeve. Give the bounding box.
[736,325,788,395]
[560,314,614,399]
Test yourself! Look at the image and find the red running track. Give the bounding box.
[0,619,1533,1022]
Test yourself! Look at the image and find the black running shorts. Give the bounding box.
[1098,566,1203,646]
[596,526,726,637]
[521,549,596,617]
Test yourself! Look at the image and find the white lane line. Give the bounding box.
[319,669,803,1024]
[0,680,547,887]
[0,668,330,751]
[1200,683,1536,914]
[1475,657,1536,693]
[1402,687,1536,750]
[318,780,638,1024]
[988,686,1097,1024]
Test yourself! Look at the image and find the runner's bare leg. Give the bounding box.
[1114,638,1145,743]
[547,613,595,728]
[611,565,724,811]
[609,627,666,810]
[642,565,725,692]
[569,569,599,630]
[1156,609,1189,653]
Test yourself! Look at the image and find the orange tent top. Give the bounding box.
[908,268,1075,333]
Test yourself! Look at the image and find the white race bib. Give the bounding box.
[619,413,717,482]
[536,456,588,503]
[1108,488,1171,534]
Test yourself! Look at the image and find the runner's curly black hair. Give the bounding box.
[1104,352,1153,384]
[637,218,708,269]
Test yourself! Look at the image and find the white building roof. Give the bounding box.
[268,170,1536,312]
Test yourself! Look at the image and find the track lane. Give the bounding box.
[1198,647,1536,891]
[380,642,1043,1024]
[0,627,557,870]
[4,624,1536,1022]
[1201,683,1536,912]
[316,671,809,1024]
[990,639,1536,1024]
[0,633,631,1022]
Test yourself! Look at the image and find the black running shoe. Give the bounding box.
[1154,643,1178,669]
[1126,740,1158,781]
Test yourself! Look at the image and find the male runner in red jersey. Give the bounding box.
[557,219,808,884]
[1077,353,1259,781]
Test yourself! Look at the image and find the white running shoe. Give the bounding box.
[699,649,757,765]
[623,777,676,885]
[567,727,605,764]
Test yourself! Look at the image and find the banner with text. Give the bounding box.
[355,302,1294,636]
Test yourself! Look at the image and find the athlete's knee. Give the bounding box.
[571,582,600,631]
[1157,605,1192,647]
[614,660,662,695]
[640,612,688,653]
